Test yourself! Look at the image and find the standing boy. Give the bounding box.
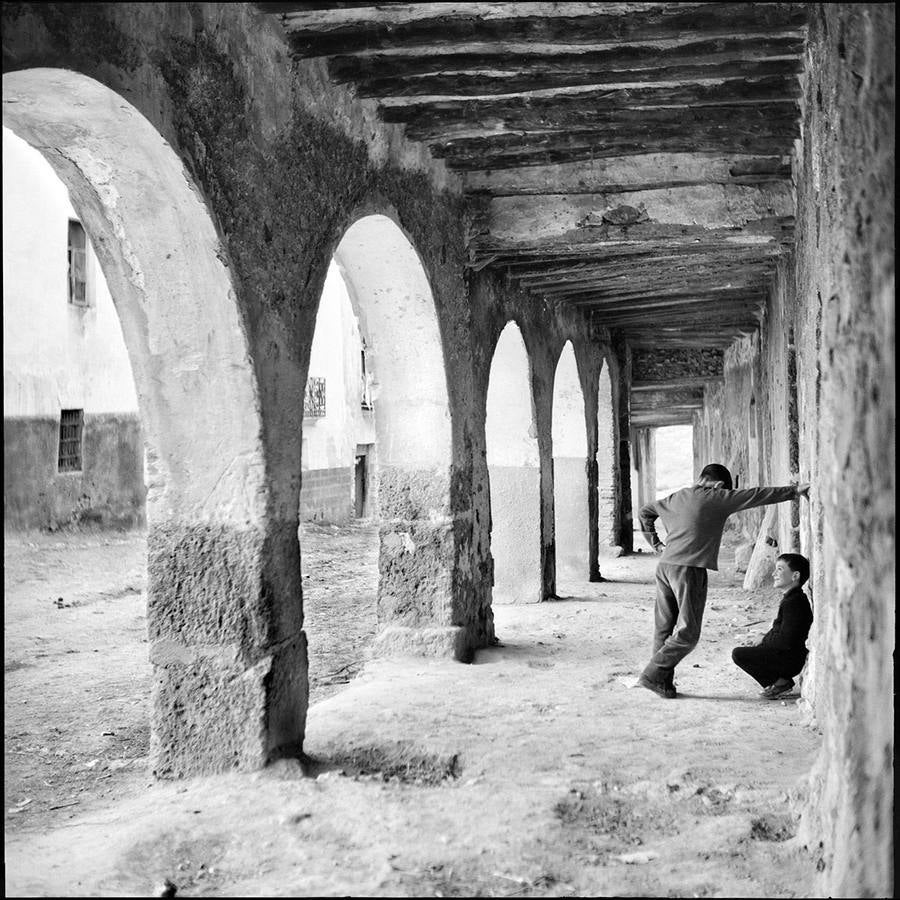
[637,463,809,699]
[732,553,813,698]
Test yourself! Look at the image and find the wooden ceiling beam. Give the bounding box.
[462,152,791,196]
[443,136,798,169]
[510,253,776,282]
[271,4,808,57]
[472,206,794,253]
[345,60,802,99]
[327,35,804,87]
[403,103,798,143]
[380,76,800,124]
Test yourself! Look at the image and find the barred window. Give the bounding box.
[67,219,88,306]
[58,409,84,472]
[303,376,326,418]
[360,348,373,410]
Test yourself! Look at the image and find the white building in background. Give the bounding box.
[301,260,376,522]
[2,126,145,529]
[3,126,375,530]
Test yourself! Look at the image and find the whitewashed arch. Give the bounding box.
[333,215,451,477]
[552,342,589,587]
[486,322,541,604]
[332,215,458,647]
[1,68,266,526]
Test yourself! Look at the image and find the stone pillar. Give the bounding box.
[612,340,634,552]
[148,520,306,776]
[633,428,657,516]
[1,68,307,777]
[333,216,467,657]
[596,359,618,555]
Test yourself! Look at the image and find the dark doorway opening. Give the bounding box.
[354,447,370,518]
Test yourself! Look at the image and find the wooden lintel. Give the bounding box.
[403,104,799,145]
[275,4,808,57]
[330,34,804,90]
[462,152,791,196]
[442,136,799,169]
[381,77,800,124]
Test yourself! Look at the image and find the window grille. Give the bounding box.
[67,220,88,306]
[304,376,326,418]
[58,409,84,472]
[360,349,373,410]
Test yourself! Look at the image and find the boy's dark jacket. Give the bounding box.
[761,585,813,655]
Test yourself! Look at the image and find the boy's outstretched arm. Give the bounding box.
[638,501,665,552]
[723,483,807,513]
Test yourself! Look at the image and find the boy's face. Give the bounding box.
[773,559,800,591]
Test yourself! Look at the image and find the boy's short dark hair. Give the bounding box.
[778,552,810,586]
[699,463,733,490]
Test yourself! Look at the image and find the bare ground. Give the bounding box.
[4,526,821,897]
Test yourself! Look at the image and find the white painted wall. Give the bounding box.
[486,323,539,468]
[303,260,375,471]
[334,214,450,473]
[2,126,137,417]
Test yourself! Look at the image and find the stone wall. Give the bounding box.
[693,5,894,895]
[4,413,145,530]
[298,467,352,523]
[789,6,894,896]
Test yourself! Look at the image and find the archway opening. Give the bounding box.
[299,212,454,692]
[485,322,541,604]
[551,342,589,591]
[3,68,277,780]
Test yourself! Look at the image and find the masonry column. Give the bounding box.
[611,339,634,552]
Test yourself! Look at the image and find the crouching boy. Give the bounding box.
[732,553,813,698]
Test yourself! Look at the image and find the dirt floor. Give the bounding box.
[5,525,821,897]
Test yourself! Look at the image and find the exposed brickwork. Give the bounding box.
[632,348,724,384]
[299,466,352,523]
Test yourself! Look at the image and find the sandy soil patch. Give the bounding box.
[5,528,820,897]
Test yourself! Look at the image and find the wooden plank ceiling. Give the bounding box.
[257,2,807,423]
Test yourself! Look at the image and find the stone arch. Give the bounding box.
[1,68,295,776]
[486,321,541,604]
[329,214,459,654]
[597,356,617,551]
[551,342,589,588]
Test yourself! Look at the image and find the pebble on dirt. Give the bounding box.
[153,878,177,897]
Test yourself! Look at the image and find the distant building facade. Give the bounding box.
[301,261,376,522]
[3,127,145,529]
[3,127,375,530]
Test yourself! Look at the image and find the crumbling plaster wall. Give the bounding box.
[788,5,894,896]
[692,5,894,896]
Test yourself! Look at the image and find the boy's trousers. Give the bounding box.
[731,645,807,687]
[642,562,708,683]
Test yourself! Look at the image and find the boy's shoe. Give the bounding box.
[664,675,677,698]
[760,678,794,699]
[639,674,677,699]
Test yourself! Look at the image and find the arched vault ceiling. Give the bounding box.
[257,1,807,381]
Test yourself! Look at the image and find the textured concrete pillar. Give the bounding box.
[633,428,657,516]
[612,342,634,552]
[1,69,306,776]
[596,359,618,553]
